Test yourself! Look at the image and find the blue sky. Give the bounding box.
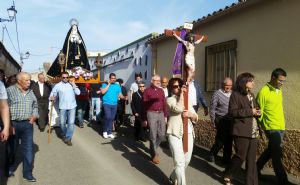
[1,0,237,72]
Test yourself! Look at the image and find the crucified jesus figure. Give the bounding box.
[173,31,204,82]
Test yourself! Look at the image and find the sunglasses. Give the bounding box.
[139,85,145,87]
[172,85,180,89]
[62,77,68,79]
[277,79,286,84]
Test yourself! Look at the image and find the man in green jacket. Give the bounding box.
[256,68,290,185]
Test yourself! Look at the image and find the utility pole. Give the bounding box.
[1,26,5,43]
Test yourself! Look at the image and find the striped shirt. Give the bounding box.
[209,89,231,123]
[7,84,39,121]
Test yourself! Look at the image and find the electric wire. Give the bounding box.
[4,25,19,54]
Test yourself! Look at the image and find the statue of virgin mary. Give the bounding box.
[47,18,90,78]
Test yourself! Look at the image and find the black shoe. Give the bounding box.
[208,154,215,162]
[24,176,36,182]
[79,124,84,128]
[64,139,73,146]
[257,171,263,179]
[40,128,45,132]
[8,170,14,177]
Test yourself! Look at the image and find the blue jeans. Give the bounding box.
[76,100,88,125]
[60,108,76,140]
[90,97,101,121]
[9,120,34,178]
[257,130,288,184]
[103,104,117,135]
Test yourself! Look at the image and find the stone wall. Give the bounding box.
[194,119,300,177]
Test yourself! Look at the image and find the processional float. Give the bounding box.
[46,19,103,143]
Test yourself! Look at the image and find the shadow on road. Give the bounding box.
[108,124,171,185]
[0,140,39,185]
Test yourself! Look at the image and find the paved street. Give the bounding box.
[4,122,300,185]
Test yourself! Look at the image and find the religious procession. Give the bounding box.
[0,0,300,185]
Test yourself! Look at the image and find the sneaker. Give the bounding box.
[8,170,14,177]
[64,139,73,146]
[108,134,115,139]
[23,176,36,182]
[208,154,215,162]
[103,132,108,139]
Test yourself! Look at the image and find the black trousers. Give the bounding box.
[209,116,233,163]
[37,101,49,129]
[256,130,288,185]
[224,136,258,185]
[134,117,148,140]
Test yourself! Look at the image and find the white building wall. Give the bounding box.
[101,34,153,90]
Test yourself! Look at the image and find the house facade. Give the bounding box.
[0,41,21,76]
[101,33,157,89]
[149,0,300,176]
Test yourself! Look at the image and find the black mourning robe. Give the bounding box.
[47,25,90,78]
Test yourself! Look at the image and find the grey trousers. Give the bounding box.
[147,111,166,158]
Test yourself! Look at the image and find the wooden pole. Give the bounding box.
[48,100,54,144]
[183,83,189,153]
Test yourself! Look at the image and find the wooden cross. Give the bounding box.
[165,27,207,153]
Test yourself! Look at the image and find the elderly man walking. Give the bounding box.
[7,72,39,182]
[142,74,167,164]
[50,72,80,146]
[208,77,233,164]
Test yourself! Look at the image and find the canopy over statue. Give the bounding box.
[47,19,90,78]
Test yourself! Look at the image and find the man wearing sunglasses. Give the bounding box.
[49,72,80,146]
[256,68,290,185]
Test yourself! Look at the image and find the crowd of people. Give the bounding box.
[0,67,292,185]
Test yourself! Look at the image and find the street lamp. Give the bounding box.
[20,51,30,66]
[58,50,65,73]
[0,5,17,22]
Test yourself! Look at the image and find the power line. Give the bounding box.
[13,1,21,56]
[4,25,19,54]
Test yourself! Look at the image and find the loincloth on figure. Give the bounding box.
[185,54,195,72]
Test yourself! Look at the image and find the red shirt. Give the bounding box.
[76,83,90,101]
[142,85,167,121]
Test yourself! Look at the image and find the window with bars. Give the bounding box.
[205,40,237,91]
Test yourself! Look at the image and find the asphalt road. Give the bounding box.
[4,121,300,185]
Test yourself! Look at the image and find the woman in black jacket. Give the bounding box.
[224,73,261,185]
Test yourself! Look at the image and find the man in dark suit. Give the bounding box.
[32,73,51,132]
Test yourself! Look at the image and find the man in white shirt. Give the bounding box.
[161,77,169,97]
[129,73,142,102]
[32,73,51,132]
[188,73,208,115]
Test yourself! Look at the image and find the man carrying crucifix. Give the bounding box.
[165,23,208,185]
